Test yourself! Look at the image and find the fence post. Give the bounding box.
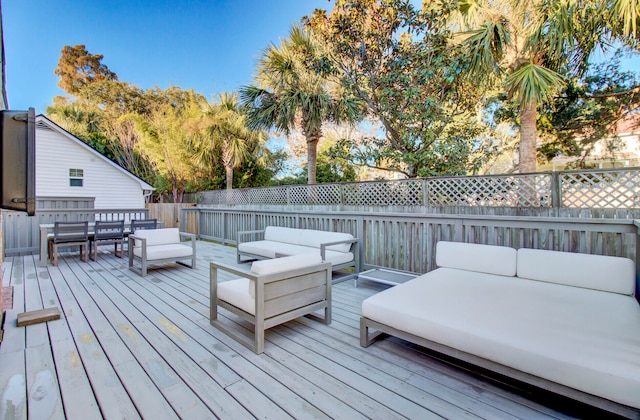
[423,178,429,208]
[551,171,562,214]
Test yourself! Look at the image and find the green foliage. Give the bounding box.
[54,45,117,95]
[240,24,363,184]
[305,0,487,177]
[538,50,640,166]
[50,45,285,201]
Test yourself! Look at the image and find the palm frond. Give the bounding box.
[505,61,565,106]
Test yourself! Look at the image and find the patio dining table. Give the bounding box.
[38,221,163,266]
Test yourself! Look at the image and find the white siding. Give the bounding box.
[36,126,146,208]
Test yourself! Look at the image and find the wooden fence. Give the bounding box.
[2,208,149,256]
[182,207,640,295]
[146,203,196,229]
[187,167,640,218]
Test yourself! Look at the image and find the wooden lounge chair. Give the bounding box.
[49,221,89,266]
[91,220,125,261]
[210,254,331,354]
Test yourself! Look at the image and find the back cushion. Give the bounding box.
[263,226,353,252]
[436,241,517,277]
[134,228,180,247]
[251,253,322,275]
[517,248,635,295]
[249,254,323,298]
[298,230,353,253]
[264,226,300,245]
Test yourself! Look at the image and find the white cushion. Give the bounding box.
[362,268,640,409]
[133,243,193,261]
[262,226,353,253]
[264,226,299,244]
[517,248,635,295]
[238,240,309,259]
[133,228,180,247]
[217,278,255,315]
[323,250,354,266]
[251,254,322,275]
[298,230,353,253]
[436,241,517,276]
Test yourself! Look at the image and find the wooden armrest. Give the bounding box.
[320,238,359,259]
[179,231,196,241]
[210,261,259,280]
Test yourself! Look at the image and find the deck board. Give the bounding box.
[0,241,589,419]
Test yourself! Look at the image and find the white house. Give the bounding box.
[35,115,154,208]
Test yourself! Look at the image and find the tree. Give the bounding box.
[191,92,267,190]
[134,93,201,203]
[449,0,640,173]
[54,45,118,96]
[240,24,362,184]
[537,50,640,166]
[305,0,488,178]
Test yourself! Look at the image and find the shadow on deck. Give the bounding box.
[0,241,612,419]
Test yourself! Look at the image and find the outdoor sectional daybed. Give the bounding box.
[236,226,359,280]
[360,241,640,417]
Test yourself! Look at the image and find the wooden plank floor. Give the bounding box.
[0,241,588,419]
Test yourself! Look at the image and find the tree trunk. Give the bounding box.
[225,165,234,190]
[307,138,319,184]
[222,139,234,190]
[519,100,538,173]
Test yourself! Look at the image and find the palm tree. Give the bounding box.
[240,25,361,184]
[192,92,266,190]
[452,0,640,173]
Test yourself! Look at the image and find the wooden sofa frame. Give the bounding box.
[128,231,196,276]
[237,228,360,280]
[210,260,332,354]
[361,317,640,418]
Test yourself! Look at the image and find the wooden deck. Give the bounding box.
[0,241,590,419]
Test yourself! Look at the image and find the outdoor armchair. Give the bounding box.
[210,254,332,354]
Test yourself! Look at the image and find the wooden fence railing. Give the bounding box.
[2,208,149,256]
[182,207,640,296]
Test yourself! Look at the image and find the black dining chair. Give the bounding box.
[91,220,125,261]
[130,219,158,234]
[49,221,89,266]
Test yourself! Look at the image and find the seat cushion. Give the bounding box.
[362,268,640,409]
[517,248,635,295]
[133,228,181,247]
[217,278,254,315]
[133,243,193,261]
[238,240,315,259]
[238,240,353,267]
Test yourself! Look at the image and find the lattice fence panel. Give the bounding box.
[289,184,341,205]
[560,169,640,208]
[343,179,423,206]
[427,174,552,207]
[227,189,250,205]
[249,187,287,205]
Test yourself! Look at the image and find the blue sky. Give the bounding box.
[3,1,638,114]
[2,0,331,112]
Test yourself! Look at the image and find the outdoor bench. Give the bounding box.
[237,226,359,281]
[361,241,640,417]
